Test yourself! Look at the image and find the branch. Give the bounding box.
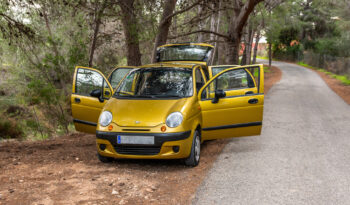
[160,0,204,25]
[168,29,229,39]
[236,0,264,32]
[0,12,35,38]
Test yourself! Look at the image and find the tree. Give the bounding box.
[167,0,264,64]
[118,0,142,66]
[151,0,204,63]
[151,0,177,63]
[224,0,263,64]
[88,1,108,67]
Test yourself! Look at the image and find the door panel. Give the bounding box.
[199,65,264,140]
[71,66,113,134]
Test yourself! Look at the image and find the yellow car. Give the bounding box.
[71,43,264,166]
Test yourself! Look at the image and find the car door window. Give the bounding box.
[202,68,257,100]
[216,69,249,90]
[195,68,205,93]
[76,68,104,96]
[109,68,132,89]
[75,68,111,99]
[211,66,239,77]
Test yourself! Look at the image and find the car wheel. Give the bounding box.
[184,130,201,167]
[97,153,113,163]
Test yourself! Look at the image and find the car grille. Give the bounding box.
[113,145,161,155]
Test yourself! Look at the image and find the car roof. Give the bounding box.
[139,62,200,69]
[157,42,214,48]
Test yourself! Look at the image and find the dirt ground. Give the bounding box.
[0,67,281,205]
[313,70,350,105]
[264,65,282,93]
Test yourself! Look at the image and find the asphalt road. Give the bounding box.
[193,60,350,205]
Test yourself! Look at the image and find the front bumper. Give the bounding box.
[96,130,193,159]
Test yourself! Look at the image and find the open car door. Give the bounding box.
[71,66,114,134]
[71,66,134,134]
[198,65,264,140]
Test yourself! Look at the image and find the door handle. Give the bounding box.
[248,98,258,104]
[245,91,254,95]
[75,98,81,103]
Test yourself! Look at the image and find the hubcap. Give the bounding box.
[194,134,200,162]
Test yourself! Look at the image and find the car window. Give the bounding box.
[216,69,249,90]
[116,67,193,98]
[195,68,205,92]
[109,68,132,89]
[201,68,256,100]
[75,68,103,96]
[211,65,239,77]
[157,45,213,62]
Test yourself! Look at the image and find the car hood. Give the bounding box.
[105,97,188,127]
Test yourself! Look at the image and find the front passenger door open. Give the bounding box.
[198,65,264,140]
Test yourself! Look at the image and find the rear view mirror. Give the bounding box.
[90,89,104,102]
[212,89,226,103]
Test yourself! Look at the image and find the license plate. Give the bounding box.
[117,135,154,145]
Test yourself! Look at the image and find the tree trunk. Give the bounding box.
[173,14,177,38]
[197,4,204,42]
[209,3,217,42]
[241,46,247,65]
[42,7,67,91]
[241,21,254,65]
[252,29,260,64]
[210,0,221,65]
[119,0,142,66]
[241,25,248,65]
[246,27,254,65]
[247,27,255,65]
[151,0,177,63]
[225,0,263,64]
[268,42,272,67]
[89,2,107,67]
[225,36,240,64]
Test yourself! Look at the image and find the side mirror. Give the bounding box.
[90,89,104,102]
[212,89,226,103]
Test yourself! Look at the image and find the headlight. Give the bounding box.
[166,112,183,128]
[99,111,112,127]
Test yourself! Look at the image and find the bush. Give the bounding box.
[0,119,23,139]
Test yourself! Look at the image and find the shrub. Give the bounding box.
[0,119,23,139]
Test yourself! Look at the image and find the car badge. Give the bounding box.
[135,121,140,124]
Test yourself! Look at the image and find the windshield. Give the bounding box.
[115,67,193,99]
[157,45,213,62]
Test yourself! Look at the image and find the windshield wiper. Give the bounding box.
[134,95,156,98]
[154,95,182,98]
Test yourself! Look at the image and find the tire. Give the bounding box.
[184,130,201,167]
[97,153,113,163]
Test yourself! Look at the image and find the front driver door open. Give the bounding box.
[198,65,264,140]
[71,66,113,134]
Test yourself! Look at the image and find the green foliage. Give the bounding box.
[278,27,299,47]
[265,0,350,59]
[263,66,271,73]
